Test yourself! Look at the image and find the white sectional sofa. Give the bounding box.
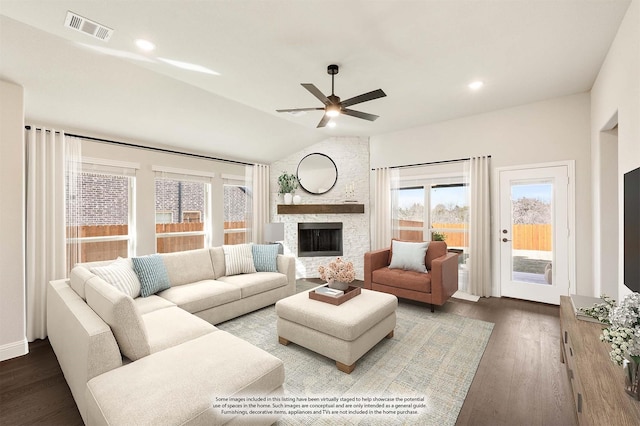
[47,246,296,425]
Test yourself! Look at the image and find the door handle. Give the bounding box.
[502,238,512,242]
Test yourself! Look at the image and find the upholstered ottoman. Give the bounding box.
[275,288,397,373]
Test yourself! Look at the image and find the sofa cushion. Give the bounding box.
[142,306,217,353]
[252,244,279,272]
[90,257,142,298]
[217,272,288,298]
[389,240,429,273]
[372,267,432,293]
[85,277,151,361]
[160,248,215,286]
[158,280,242,313]
[86,331,284,426]
[132,254,171,297]
[210,247,226,279]
[223,244,257,276]
[134,295,176,315]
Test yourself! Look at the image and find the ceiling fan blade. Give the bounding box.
[341,89,386,108]
[276,107,324,113]
[342,108,379,121]
[301,83,331,105]
[316,114,331,128]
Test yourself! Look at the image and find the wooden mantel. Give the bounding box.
[277,204,365,214]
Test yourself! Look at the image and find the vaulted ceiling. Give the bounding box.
[0,1,631,163]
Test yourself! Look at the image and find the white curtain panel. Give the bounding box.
[468,156,492,297]
[25,128,81,340]
[249,164,270,243]
[372,167,399,250]
[65,136,82,273]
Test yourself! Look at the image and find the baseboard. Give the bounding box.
[0,338,28,362]
[452,290,480,302]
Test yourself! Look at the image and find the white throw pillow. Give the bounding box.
[388,240,429,273]
[90,257,142,298]
[223,243,257,276]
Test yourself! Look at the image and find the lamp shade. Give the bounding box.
[264,222,285,242]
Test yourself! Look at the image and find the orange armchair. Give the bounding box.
[364,241,458,312]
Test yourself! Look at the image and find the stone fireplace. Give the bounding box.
[269,136,370,280]
[298,222,343,257]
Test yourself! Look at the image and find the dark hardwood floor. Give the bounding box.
[0,283,576,426]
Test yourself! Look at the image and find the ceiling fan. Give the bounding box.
[277,64,386,128]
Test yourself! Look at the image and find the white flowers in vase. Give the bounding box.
[579,292,640,365]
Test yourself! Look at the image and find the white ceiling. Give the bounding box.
[0,0,631,164]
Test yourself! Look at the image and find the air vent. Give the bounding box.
[64,11,113,42]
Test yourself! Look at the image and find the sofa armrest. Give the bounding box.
[277,254,296,292]
[364,248,391,289]
[48,279,123,423]
[430,252,459,305]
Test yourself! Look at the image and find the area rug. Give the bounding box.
[216,283,493,426]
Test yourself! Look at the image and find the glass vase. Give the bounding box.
[328,280,349,291]
[623,356,640,400]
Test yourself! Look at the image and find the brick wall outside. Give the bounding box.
[66,173,129,225]
[224,184,248,222]
[155,179,205,223]
[66,173,249,225]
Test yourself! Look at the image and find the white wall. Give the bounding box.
[591,0,640,299]
[0,80,27,361]
[370,92,592,296]
[270,137,370,280]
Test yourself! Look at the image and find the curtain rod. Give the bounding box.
[371,155,491,171]
[24,126,254,167]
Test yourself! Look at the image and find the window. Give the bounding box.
[223,177,249,245]
[395,178,468,249]
[155,172,210,253]
[430,184,468,248]
[397,187,425,241]
[65,159,136,268]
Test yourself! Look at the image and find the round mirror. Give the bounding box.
[296,153,338,195]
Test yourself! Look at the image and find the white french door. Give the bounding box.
[499,164,571,305]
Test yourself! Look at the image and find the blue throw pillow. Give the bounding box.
[132,254,171,297]
[252,244,279,272]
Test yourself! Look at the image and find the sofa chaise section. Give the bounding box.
[86,331,285,426]
[48,246,295,425]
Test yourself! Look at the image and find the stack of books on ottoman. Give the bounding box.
[309,285,362,305]
[315,287,344,298]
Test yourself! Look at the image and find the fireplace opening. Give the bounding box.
[298,222,343,257]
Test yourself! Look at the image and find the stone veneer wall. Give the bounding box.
[270,137,370,280]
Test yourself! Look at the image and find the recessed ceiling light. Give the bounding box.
[468,81,484,90]
[157,57,220,75]
[327,121,337,128]
[135,39,155,52]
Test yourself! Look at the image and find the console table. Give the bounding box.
[559,296,640,425]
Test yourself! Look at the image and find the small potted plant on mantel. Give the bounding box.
[277,171,298,204]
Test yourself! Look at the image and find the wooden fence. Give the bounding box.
[69,221,249,261]
[512,224,552,251]
[398,220,551,251]
[70,220,552,263]
[156,222,205,253]
[224,221,247,245]
[68,224,129,263]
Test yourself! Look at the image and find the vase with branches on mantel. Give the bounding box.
[278,171,298,205]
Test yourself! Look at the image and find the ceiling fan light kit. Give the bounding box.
[277,64,386,128]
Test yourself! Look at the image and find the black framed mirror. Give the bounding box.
[296,153,338,195]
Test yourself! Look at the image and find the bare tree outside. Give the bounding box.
[512,197,551,224]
